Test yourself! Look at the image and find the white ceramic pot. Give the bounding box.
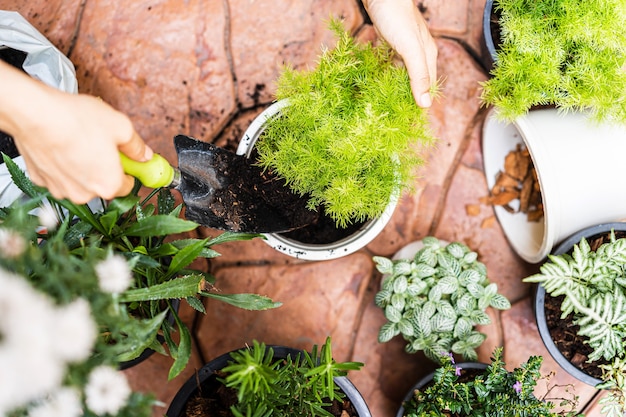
[237,100,398,261]
[482,107,626,263]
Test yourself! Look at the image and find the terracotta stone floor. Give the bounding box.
[0,0,611,416]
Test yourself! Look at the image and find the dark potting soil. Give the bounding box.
[183,371,360,417]
[544,230,626,380]
[177,134,365,241]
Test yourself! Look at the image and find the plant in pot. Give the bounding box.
[166,337,370,417]
[524,223,626,416]
[479,0,626,264]
[481,0,626,123]
[398,347,580,417]
[233,19,436,260]
[373,237,511,363]
[0,155,281,381]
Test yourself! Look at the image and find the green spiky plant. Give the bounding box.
[255,19,436,228]
[218,337,363,417]
[481,0,626,123]
[373,237,511,363]
[524,231,626,416]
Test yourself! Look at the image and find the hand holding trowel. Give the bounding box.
[120,134,318,234]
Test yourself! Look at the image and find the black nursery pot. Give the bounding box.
[395,362,488,417]
[533,222,626,386]
[166,345,372,417]
[480,0,498,72]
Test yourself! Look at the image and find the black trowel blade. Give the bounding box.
[173,134,318,233]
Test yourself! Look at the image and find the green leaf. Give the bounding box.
[168,309,192,380]
[202,292,282,310]
[385,305,402,323]
[3,153,42,198]
[378,322,398,343]
[393,275,409,294]
[120,274,204,302]
[374,256,394,274]
[124,215,198,237]
[165,239,208,278]
[115,310,168,361]
[437,276,458,294]
[205,231,263,246]
[490,294,511,310]
[185,296,206,313]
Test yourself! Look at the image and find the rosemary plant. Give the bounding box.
[220,337,363,417]
[256,19,435,228]
[481,0,626,123]
[524,231,626,416]
[374,237,510,363]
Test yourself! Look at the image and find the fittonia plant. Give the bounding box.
[374,237,510,363]
[524,232,626,416]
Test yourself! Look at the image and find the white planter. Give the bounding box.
[482,107,626,263]
[237,100,398,261]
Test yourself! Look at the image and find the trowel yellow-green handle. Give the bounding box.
[120,152,176,189]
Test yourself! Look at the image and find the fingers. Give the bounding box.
[118,129,153,162]
[114,174,137,199]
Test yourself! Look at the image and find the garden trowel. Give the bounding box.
[120,134,318,233]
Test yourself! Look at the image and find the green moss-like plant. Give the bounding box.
[481,0,626,123]
[255,20,435,228]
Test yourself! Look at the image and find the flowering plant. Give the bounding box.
[402,348,580,417]
[0,155,280,416]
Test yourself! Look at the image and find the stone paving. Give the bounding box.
[0,0,611,416]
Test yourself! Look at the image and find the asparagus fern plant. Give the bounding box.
[524,231,626,417]
[374,237,511,363]
[481,0,626,123]
[256,19,435,228]
[220,337,363,417]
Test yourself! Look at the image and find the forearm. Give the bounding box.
[0,60,54,140]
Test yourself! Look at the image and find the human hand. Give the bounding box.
[0,61,153,204]
[364,0,438,108]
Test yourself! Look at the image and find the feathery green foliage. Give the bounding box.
[220,338,363,417]
[256,19,435,228]
[402,347,579,417]
[373,237,510,363]
[524,231,626,415]
[481,0,626,123]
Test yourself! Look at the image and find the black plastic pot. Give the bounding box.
[480,0,498,73]
[533,222,626,386]
[166,345,372,417]
[395,362,488,417]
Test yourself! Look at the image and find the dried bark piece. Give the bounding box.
[503,144,530,181]
[466,204,481,216]
[481,144,543,222]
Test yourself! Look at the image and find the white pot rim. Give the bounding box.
[237,100,398,261]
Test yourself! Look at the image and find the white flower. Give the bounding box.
[85,366,131,415]
[0,269,65,414]
[28,388,82,417]
[0,227,27,258]
[50,298,97,362]
[37,204,59,231]
[95,254,133,294]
